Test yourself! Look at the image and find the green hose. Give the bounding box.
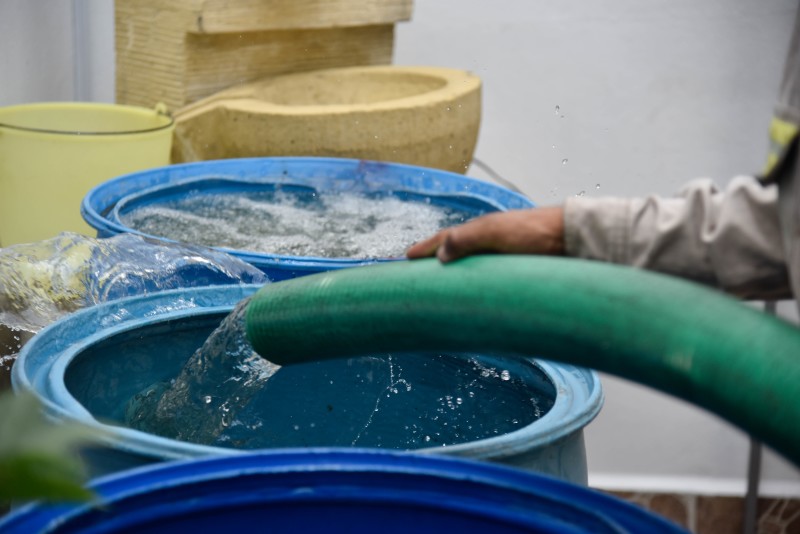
[246,256,800,466]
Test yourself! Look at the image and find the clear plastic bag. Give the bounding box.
[0,232,268,372]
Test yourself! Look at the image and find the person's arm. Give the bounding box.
[407,176,791,300]
[406,206,565,262]
[566,176,790,300]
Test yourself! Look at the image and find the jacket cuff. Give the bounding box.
[563,196,632,264]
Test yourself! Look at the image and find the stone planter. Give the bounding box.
[171,66,481,173]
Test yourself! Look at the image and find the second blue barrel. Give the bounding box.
[81,157,533,280]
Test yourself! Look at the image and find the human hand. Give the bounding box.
[406,207,565,263]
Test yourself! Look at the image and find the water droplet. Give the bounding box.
[500,370,511,381]
[577,190,586,197]
[561,159,568,165]
[554,105,560,114]
[424,435,431,442]
[596,184,601,189]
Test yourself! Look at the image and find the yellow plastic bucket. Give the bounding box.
[0,102,174,247]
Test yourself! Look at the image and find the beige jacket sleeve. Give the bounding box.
[563,176,792,300]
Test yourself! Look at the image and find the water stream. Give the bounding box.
[123,300,554,450]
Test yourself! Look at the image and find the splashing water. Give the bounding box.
[120,189,482,259]
[126,297,279,443]
[123,301,555,450]
[0,233,266,334]
[0,233,267,391]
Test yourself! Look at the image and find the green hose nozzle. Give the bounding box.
[246,256,800,466]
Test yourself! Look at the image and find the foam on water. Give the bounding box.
[121,190,474,258]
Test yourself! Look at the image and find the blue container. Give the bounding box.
[81,157,534,280]
[0,449,687,534]
[12,285,602,483]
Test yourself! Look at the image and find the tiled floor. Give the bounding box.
[606,491,800,533]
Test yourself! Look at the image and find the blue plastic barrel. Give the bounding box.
[0,449,687,534]
[12,285,602,483]
[81,157,533,280]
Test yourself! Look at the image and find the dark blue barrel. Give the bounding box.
[0,449,687,534]
[81,157,533,281]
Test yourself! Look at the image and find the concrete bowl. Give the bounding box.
[171,66,481,173]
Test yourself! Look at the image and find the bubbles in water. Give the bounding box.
[554,105,560,114]
[122,190,479,259]
[561,159,568,165]
[500,370,511,381]
[576,191,586,197]
[596,184,601,190]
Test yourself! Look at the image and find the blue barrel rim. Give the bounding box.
[12,284,602,465]
[0,449,688,534]
[80,157,534,270]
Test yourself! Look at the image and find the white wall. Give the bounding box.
[395,0,800,495]
[1,0,798,496]
[0,0,114,106]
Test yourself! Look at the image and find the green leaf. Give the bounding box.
[0,391,102,504]
[0,453,94,502]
